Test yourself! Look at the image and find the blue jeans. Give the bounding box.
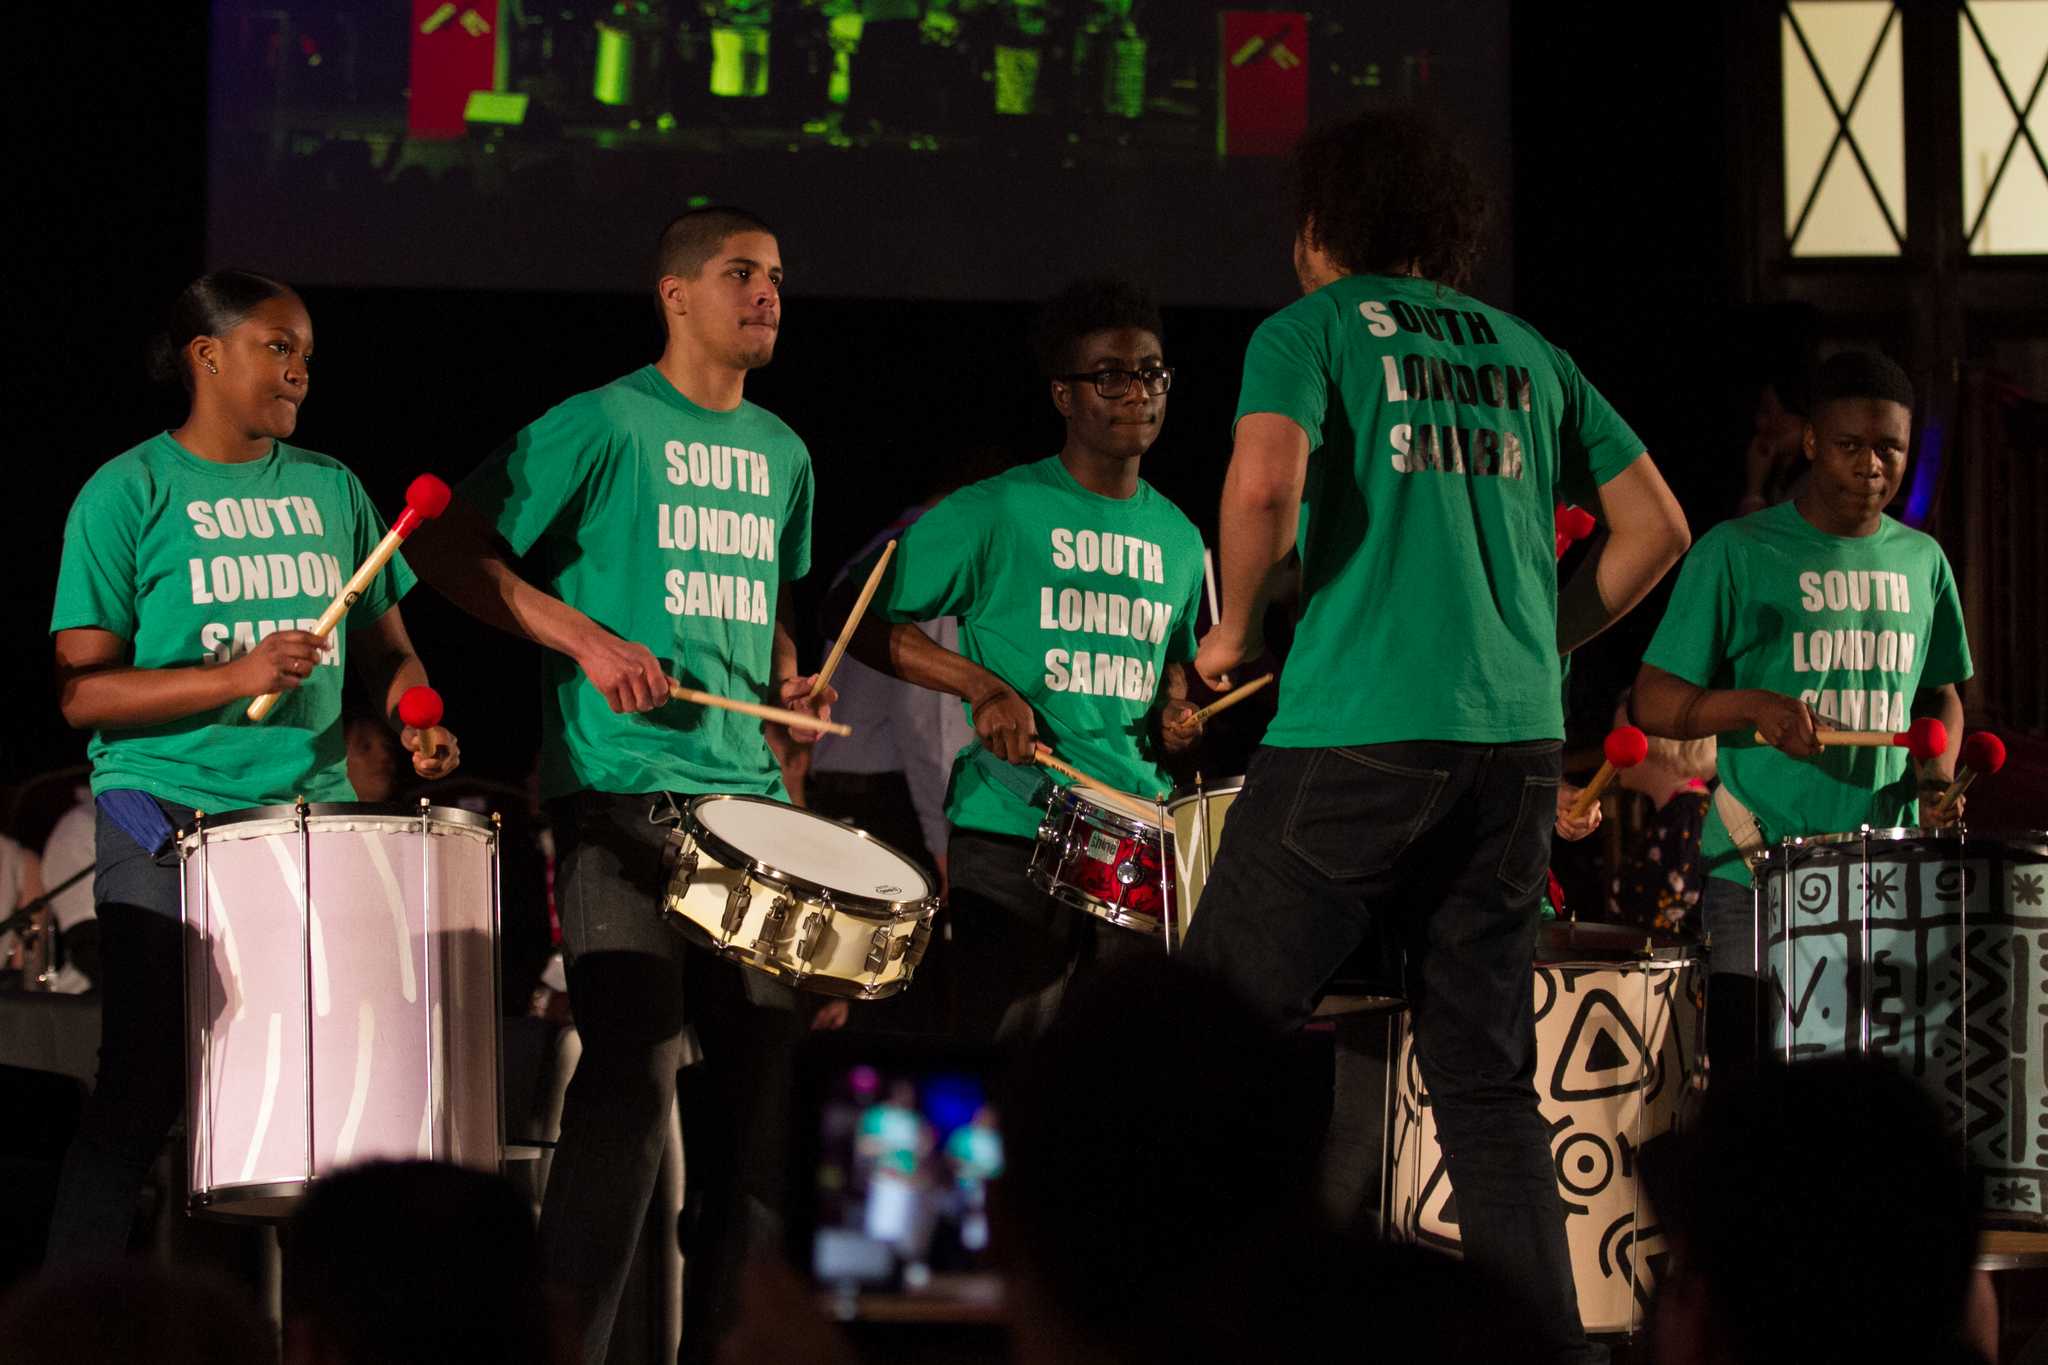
[45,798,195,1266]
[1182,741,1599,1363]
[540,791,805,1365]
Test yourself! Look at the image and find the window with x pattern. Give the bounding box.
[1782,1,1907,257]
[1962,0,2048,254]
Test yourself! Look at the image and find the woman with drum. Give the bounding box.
[45,269,460,1262]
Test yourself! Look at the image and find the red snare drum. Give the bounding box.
[1027,785,1174,936]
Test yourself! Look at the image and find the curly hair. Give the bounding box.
[1032,277,1165,378]
[1294,108,1490,289]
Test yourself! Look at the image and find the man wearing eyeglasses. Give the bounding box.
[829,278,1206,1042]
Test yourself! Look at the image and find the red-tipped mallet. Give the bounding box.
[1934,732,2005,816]
[1568,725,1649,822]
[248,474,454,721]
[397,685,444,731]
[1752,716,1949,757]
[1554,504,1597,561]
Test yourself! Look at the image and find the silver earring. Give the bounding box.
[205,362,218,374]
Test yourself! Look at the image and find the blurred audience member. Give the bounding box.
[0,1261,270,1364]
[1738,381,1809,515]
[1647,1056,1985,1365]
[37,793,98,989]
[0,832,46,986]
[344,704,408,803]
[718,956,1548,1364]
[1609,690,1717,936]
[285,1160,567,1365]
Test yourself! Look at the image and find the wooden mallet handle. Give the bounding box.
[1568,726,1648,822]
[1752,717,1949,756]
[669,682,853,737]
[1032,745,1158,823]
[809,540,894,702]
[1188,673,1273,725]
[1935,732,2006,815]
[247,474,451,722]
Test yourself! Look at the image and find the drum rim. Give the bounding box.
[1540,918,1701,963]
[682,793,937,920]
[1165,775,1248,809]
[1046,781,1167,833]
[178,800,497,838]
[1752,825,2048,865]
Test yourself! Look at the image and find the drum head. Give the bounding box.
[1540,917,1695,962]
[1065,784,1164,829]
[690,796,931,902]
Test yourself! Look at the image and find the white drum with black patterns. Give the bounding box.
[180,801,502,1220]
[661,795,939,998]
[1388,921,1704,1336]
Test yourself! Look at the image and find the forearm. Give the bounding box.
[407,501,602,660]
[1559,453,1690,655]
[1213,473,1297,641]
[1632,664,1763,740]
[350,612,432,728]
[772,617,801,690]
[872,620,1009,705]
[1557,531,1684,655]
[58,662,249,731]
[1913,686,1964,780]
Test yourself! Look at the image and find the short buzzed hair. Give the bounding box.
[654,206,776,286]
[1033,278,1164,378]
[1813,349,1914,414]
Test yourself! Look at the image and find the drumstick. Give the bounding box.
[1032,746,1159,823]
[1567,725,1648,821]
[808,539,894,702]
[1934,731,2005,814]
[1187,673,1273,725]
[1751,717,1948,757]
[669,682,853,737]
[1202,547,1221,625]
[247,475,452,722]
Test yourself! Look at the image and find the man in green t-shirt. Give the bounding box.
[1634,349,1970,1078]
[830,279,1206,1042]
[408,207,833,1365]
[1185,110,1691,1362]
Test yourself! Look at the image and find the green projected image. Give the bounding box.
[208,1,1510,305]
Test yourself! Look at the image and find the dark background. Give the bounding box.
[9,4,1753,790]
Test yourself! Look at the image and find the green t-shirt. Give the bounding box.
[875,457,1204,839]
[1642,502,1973,886]
[462,365,813,799]
[1236,274,1644,746]
[50,434,415,813]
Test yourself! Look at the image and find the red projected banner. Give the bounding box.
[409,1,502,139]
[1218,11,1309,158]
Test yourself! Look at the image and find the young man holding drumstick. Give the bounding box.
[1632,349,1972,1079]
[1186,110,1691,1362]
[829,278,1207,1044]
[408,207,833,1365]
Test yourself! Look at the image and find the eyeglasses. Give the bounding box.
[1057,366,1175,398]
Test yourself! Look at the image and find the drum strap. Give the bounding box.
[1712,782,1769,863]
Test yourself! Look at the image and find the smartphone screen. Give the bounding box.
[792,1036,1006,1320]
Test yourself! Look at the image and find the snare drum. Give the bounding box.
[1027,784,1173,936]
[661,795,938,999]
[1758,827,2048,1229]
[181,802,502,1220]
[1389,923,1703,1335]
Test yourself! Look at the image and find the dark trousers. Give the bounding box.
[45,804,191,1267]
[945,829,1160,1045]
[540,792,804,1365]
[1702,875,1764,1085]
[1181,742,1598,1364]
